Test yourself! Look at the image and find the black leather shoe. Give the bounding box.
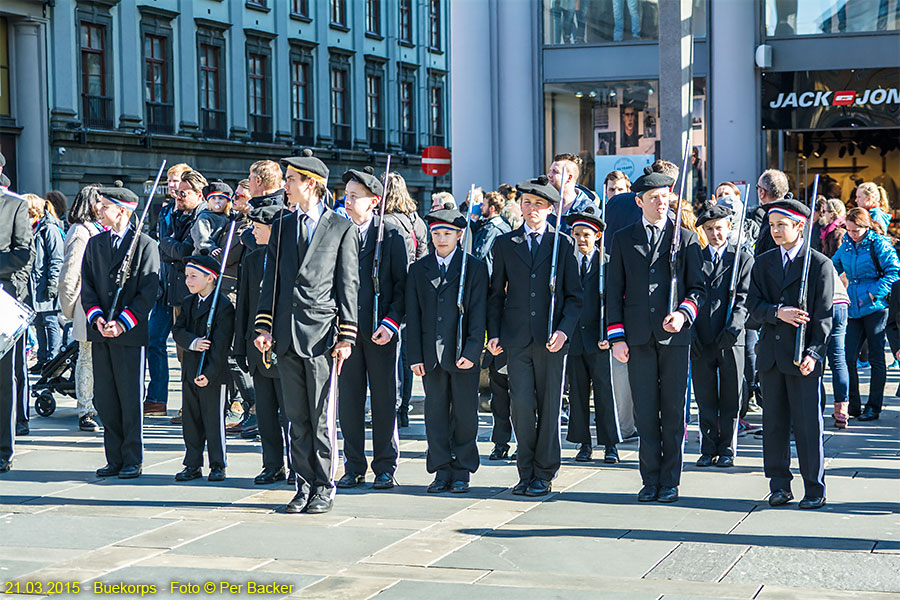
[511,479,530,495]
[175,466,202,481]
[427,478,450,494]
[0,458,11,473]
[798,496,826,510]
[287,471,296,485]
[769,489,794,506]
[285,492,308,514]
[254,466,286,485]
[696,454,715,467]
[15,422,28,436]
[96,463,121,477]
[574,444,593,462]
[306,494,333,514]
[637,485,659,502]
[398,409,409,428]
[848,405,862,418]
[208,467,226,482]
[489,444,510,460]
[858,406,880,421]
[373,473,395,489]
[657,486,679,503]
[118,464,142,479]
[525,478,551,496]
[336,472,365,488]
[715,455,734,468]
[604,446,619,464]
[451,480,470,493]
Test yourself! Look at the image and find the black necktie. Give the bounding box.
[713,250,720,265]
[298,214,309,247]
[439,262,447,283]
[529,232,540,261]
[580,257,588,279]
[648,225,658,251]
[784,256,792,273]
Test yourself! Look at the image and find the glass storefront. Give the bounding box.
[765,0,899,37]
[542,0,706,45]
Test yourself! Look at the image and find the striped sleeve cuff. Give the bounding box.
[380,317,400,337]
[607,324,625,343]
[86,306,103,324]
[117,308,138,331]
[678,299,698,323]
[255,311,273,333]
[338,322,358,344]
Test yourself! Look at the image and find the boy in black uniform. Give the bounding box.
[487,176,583,497]
[235,205,290,485]
[81,187,159,479]
[563,206,622,464]
[255,150,359,515]
[407,209,488,493]
[336,167,408,490]
[691,205,753,469]
[748,198,832,510]
[172,254,235,482]
[607,170,705,504]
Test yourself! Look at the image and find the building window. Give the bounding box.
[291,0,309,18]
[429,76,445,147]
[366,0,381,36]
[143,34,173,134]
[291,52,314,145]
[248,49,271,142]
[399,0,412,44]
[331,0,347,27]
[0,18,10,116]
[80,22,112,129]
[199,42,225,138]
[399,68,416,153]
[246,0,266,8]
[366,66,384,150]
[764,0,899,36]
[330,61,351,148]
[428,0,441,50]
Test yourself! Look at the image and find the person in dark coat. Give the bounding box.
[26,195,64,368]
[81,187,160,480]
[564,206,622,465]
[748,198,833,510]
[691,206,754,468]
[407,208,488,493]
[254,150,359,515]
[335,166,407,491]
[606,170,706,504]
[487,176,583,497]
[172,254,235,482]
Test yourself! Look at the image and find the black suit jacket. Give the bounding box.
[255,205,359,358]
[81,229,160,346]
[487,225,583,349]
[0,190,33,300]
[571,250,608,356]
[234,245,276,377]
[748,245,833,376]
[406,250,488,372]
[173,292,235,385]
[606,219,706,347]
[693,244,754,348]
[357,219,407,337]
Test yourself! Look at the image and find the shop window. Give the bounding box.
[542,0,707,45]
[765,0,899,37]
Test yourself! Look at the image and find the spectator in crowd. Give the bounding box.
[832,208,900,422]
[828,263,851,428]
[819,198,847,258]
[856,182,891,235]
[25,193,64,371]
[472,191,511,272]
[233,179,252,212]
[754,169,790,257]
[58,185,104,432]
[430,191,454,213]
[45,191,68,230]
[603,170,631,200]
[714,181,759,246]
[547,153,599,233]
[247,160,285,209]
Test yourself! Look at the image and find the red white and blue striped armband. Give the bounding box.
[117,307,138,331]
[379,317,400,337]
[86,306,103,325]
[677,299,698,324]
[607,323,625,343]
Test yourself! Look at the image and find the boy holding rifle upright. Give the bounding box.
[748,197,832,510]
[82,187,160,480]
[407,208,488,494]
[172,254,235,482]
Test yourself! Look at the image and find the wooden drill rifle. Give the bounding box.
[196,218,238,378]
[724,184,751,326]
[667,135,692,314]
[793,174,820,366]
[372,155,392,335]
[598,185,608,342]
[547,167,566,342]
[456,185,475,361]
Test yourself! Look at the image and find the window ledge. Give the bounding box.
[365,31,384,41]
[399,40,414,48]
[290,13,312,23]
[245,2,271,13]
[330,23,350,32]
[427,46,444,55]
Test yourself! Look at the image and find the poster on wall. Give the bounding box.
[594,154,654,193]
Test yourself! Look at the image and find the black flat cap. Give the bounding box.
[632,166,675,195]
[203,179,233,200]
[424,208,467,230]
[516,175,561,205]
[767,198,811,222]
[183,253,221,278]
[564,204,606,232]
[281,148,328,183]
[248,205,283,226]
[97,186,139,210]
[696,204,734,227]
[342,166,383,196]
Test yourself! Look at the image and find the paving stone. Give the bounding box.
[290,575,394,599]
[646,542,750,582]
[729,507,891,551]
[0,513,175,550]
[0,559,54,581]
[374,580,659,599]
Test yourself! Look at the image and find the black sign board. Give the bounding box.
[761,68,900,130]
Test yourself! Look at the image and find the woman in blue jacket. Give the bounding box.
[832,208,900,421]
[25,194,65,369]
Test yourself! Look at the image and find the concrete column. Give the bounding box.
[228,2,248,139]
[12,18,50,193]
[658,0,693,190]
[49,4,78,126]
[177,0,198,132]
[273,6,292,144]
[117,1,143,129]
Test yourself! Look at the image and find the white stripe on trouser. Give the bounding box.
[556,355,567,454]
[219,384,227,466]
[607,352,623,443]
[815,381,825,486]
[6,349,15,457]
[20,340,29,416]
[138,347,146,460]
[327,361,339,499]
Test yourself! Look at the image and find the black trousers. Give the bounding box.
[627,341,689,488]
[254,372,290,472]
[691,344,744,457]
[489,353,513,447]
[759,367,826,498]
[92,343,145,467]
[507,342,567,482]
[227,356,256,409]
[338,336,400,477]
[14,336,27,424]
[0,336,25,462]
[278,349,337,498]
[181,378,227,469]
[422,365,480,482]
[566,350,621,447]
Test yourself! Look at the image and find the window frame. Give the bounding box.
[290,43,315,145]
[365,61,385,150]
[399,0,413,45]
[428,70,446,147]
[77,9,113,130]
[366,0,382,38]
[428,0,441,51]
[330,0,348,29]
[246,35,273,143]
[290,0,310,20]
[197,25,228,138]
[399,65,417,153]
[329,53,352,148]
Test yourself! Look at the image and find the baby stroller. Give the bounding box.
[32,340,79,417]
